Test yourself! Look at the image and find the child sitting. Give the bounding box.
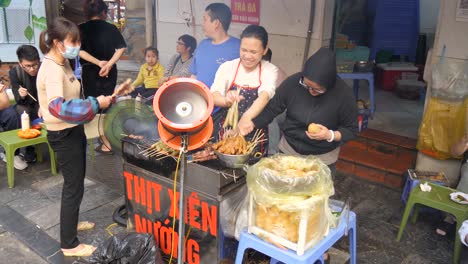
[131,47,164,101]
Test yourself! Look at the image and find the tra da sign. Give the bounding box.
[231,0,260,25]
[123,166,219,264]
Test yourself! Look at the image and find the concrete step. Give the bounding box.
[338,128,417,189]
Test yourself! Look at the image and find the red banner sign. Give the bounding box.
[231,0,260,25]
[123,170,219,264]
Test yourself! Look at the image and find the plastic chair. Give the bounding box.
[0,128,57,188]
[235,210,357,264]
[396,182,468,264]
[337,72,375,115]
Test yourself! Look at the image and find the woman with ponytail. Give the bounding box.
[37,17,112,257]
[79,0,126,154]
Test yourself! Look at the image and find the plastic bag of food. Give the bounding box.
[246,154,334,197]
[417,97,467,159]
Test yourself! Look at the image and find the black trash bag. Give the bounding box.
[82,233,163,264]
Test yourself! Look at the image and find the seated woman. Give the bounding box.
[211,25,278,155]
[159,34,197,85]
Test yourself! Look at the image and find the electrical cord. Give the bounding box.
[168,149,183,264]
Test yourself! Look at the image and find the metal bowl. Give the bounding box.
[215,151,250,169]
[354,61,374,72]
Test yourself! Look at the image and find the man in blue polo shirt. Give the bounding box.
[190,3,240,94]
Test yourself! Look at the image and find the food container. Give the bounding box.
[215,151,250,169]
[246,155,335,255]
[248,194,331,256]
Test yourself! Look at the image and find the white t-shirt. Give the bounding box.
[211,58,278,98]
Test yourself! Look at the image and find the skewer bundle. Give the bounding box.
[212,129,267,155]
[223,89,241,129]
[140,140,179,160]
[111,78,135,97]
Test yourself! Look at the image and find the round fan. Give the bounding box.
[103,98,158,152]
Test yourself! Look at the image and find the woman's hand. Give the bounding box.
[226,90,244,103]
[238,117,255,136]
[98,60,108,68]
[96,95,112,109]
[305,123,333,141]
[37,108,42,118]
[99,63,112,77]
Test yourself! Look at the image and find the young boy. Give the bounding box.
[131,47,165,100]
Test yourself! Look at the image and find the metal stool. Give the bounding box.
[0,128,57,188]
[338,72,375,115]
[235,210,357,264]
[396,182,468,264]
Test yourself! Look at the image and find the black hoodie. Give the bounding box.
[253,48,358,155]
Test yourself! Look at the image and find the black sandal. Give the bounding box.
[94,143,114,155]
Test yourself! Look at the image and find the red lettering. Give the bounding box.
[188,192,201,229]
[151,182,162,212]
[123,171,133,200]
[146,181,152,214]
[153,221,161,246]
[134,175,146,205]
[134,213,147,232]
[201,201,217,236]
[159,224,175,255]
[187,239,200,264]
[167,188,180,219]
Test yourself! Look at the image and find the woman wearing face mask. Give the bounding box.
[211,25,278,154]
[38,17,113,257]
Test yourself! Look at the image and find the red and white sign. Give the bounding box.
[231,0,260,25]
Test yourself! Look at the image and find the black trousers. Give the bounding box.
[47,125,87,249]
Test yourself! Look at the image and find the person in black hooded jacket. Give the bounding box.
[238,47,358,175]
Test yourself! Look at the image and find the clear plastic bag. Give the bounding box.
[220,185,248,238]
[431,46,468,101]
[246,154,335,250]
[246,154,335,197]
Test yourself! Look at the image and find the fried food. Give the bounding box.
[212,135,248,155]
[307,123,321,134]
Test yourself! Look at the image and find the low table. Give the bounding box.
[0,128,57,188]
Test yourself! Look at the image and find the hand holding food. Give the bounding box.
[305,123,332,141]
[307,123,321,134]
[96,95,112,109]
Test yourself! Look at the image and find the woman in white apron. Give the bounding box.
[211,25,278,155]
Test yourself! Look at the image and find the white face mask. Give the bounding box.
[60,43,81,59]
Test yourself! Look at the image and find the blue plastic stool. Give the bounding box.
[338,72,375,115]
[235,211,357,264]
